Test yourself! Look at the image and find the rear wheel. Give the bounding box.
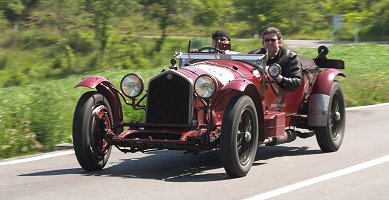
[221,95,258,178]
[73,91,112,171]
[315,82,345,152]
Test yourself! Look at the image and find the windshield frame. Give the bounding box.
[174,53,266,68]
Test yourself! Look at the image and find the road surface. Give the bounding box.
[1,103,389,200]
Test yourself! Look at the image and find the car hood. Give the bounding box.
[177,60,257,86]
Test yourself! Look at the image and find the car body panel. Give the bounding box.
[73,45,346,176]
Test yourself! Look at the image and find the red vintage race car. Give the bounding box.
[73,41,345,178]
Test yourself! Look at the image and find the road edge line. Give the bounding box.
[0,150,74,166]
[346,102,389,110]
[244,154,389,200]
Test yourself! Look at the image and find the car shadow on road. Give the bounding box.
[19,145,322,182]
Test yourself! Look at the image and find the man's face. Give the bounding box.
[213,37,230,47]
[263,33,282,57]
[213,37,231,50]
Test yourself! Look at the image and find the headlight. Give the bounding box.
[268,63,282,77]
[194,75,217,99]
[120,73,144,98]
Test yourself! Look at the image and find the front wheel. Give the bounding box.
[221,95,259,178]
[73,91,113,171]
[314,82,345,152]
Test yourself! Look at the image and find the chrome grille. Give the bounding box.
[146,72,192,124]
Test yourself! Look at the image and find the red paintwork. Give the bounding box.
[311,68,345,95]
[75,53,345,152]
[264,112,286,137]
[75,76,124,134]
[75,76,109,89]
[93,105,111,155]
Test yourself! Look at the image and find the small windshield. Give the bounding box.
[173,38,266,69]
[174,53,265,68]
[187,38,212,53]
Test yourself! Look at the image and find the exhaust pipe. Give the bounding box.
[263,129,316,146]
[265,129,297,146]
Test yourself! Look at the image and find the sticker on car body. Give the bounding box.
[196,64,235,85]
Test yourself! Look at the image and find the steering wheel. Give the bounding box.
[197,47,218,53]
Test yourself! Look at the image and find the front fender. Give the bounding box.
[75,76,109,89]
[222,79,252,92]
[75,76,124,134]
[219,79,265,140]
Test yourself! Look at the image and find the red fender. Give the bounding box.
[75,76,109,89]
[75,76,124,134]
[311,68,345,95]
[218,79,265,140]
[308,69,345,127]
[222,79,252,92]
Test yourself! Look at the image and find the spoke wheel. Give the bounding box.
[221,95,258,178]
[89,105,111,158]
[73,91,113,171]
[237,109,255,166]
[315,82,345,152]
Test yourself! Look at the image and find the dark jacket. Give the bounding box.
[249,47,302,91]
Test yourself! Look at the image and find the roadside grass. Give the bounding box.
[0,43,388,158]
[0,67,163,158]
[296,43,389,106]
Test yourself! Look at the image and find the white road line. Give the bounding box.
[346,102,389,110]
[245,154,389,200]
[0,150,74,166]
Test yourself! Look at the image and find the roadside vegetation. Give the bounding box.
[1,0,389,158]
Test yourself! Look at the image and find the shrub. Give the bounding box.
[66,31,96,55]
[0,55,7,69]
[20,30,60,49]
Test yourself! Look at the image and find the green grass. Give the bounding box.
[1,43,388,158]
[296,43,389,106]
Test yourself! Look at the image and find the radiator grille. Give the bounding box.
[146,72,192,125]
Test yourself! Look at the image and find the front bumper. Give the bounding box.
[105,123,215,153]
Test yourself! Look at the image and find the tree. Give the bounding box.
[364,0,389,40]
[86,0,120,52]
[1,0,25,30]
[139,0,175,52]
[232,0,286,36]
[191,0,234,27]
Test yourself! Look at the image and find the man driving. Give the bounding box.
[212,30,240,54]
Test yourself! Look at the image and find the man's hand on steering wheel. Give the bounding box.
[197,47,223,53]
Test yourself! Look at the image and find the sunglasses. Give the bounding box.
[215,37,230,42]
[264,38,278,43]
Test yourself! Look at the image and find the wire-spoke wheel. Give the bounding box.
[315,82,345,152]
[221,95,258,178]
[73,91,112,171]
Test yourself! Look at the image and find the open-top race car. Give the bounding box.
[73,39,345,178]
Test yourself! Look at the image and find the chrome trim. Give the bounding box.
[176,53,265,61]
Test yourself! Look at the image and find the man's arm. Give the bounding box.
[277,53,302,91]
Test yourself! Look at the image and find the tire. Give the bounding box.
[314,82,345,152]
[73,91,112,171]
[221,95,259,178]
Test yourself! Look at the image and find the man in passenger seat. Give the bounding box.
[249,27,302,91]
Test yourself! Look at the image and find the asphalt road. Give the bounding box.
[1,103,389,200]
[283,40,332,49]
